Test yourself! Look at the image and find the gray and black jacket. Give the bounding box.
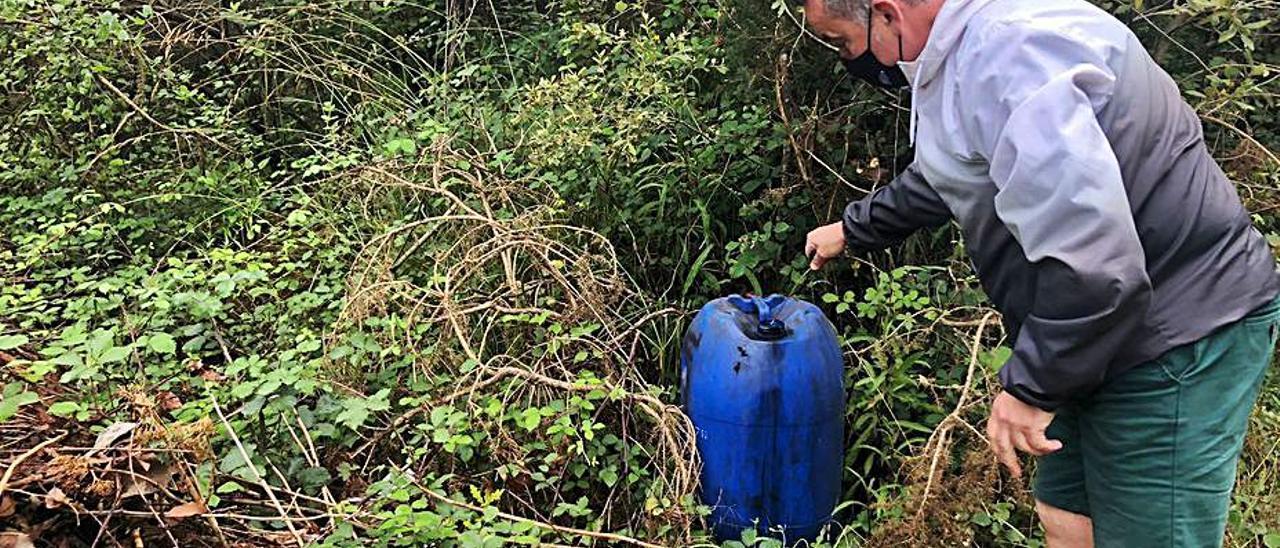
[842,0,1280,410]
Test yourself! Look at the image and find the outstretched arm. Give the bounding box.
[806,162,953,269]
[843,162,953,253]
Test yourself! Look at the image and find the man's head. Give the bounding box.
[798,0,942,66]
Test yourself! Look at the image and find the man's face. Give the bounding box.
[803,0,927,65]
[804,0,873,60]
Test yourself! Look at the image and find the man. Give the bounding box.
[798,0,1280,546]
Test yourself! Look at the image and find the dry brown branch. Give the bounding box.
[0,433,68,499]
[91,73,234,153]
[210,398,307,547]
[915,311,997,515]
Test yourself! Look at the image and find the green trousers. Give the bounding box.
[1034,296,1280,547]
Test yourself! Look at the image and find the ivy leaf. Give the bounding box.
[599,467,618,488]
[1264,532,1280,548]
[335,406,370,431]
[518,408,541,432]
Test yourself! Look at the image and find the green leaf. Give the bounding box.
[335,406,370,431]
[681,245,714,297]
[992,503,1011,521]
[47,401,80,417]
[983,346,1013,371]
[297,466,332,489]
[0,389,40,421]
[0,335,29,350]
[99,345,131,364]
[518,409,541,432]
[382,138,416,157]
[1264,532,1280,548]
[148,333,177,354]
[599,467,618,487]
[219,442,257,477]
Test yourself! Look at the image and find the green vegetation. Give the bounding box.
[0,0,1277,545]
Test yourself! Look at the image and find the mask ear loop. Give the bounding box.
[864,1,874,53]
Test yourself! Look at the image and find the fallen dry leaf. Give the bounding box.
[0,496,14,518]
[43,487,69,510]
[198,369,225,383]
[163,501,207,519]
[118,461,177,498]
[91,422,139,453]
[157,391,182,411]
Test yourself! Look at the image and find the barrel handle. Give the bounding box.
[751,296,775,325]
[751,296,787,339]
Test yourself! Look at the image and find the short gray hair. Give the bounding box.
[821,0,872,18]
[811,0,925,20]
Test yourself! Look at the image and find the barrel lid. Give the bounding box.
[727,294,789,341]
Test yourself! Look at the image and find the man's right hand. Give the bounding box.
[804,222,846,270]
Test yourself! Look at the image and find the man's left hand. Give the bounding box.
[986,391,1062,477]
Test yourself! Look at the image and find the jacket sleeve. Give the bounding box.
[960,23,1153,411]
[842,162,953,254]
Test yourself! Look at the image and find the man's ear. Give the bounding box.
[871,0,906,33]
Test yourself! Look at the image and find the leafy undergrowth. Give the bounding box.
[1,0,1278,546]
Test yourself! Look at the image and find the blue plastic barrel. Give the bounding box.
[681,294,844,542]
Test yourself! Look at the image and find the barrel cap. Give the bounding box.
[727,294,789,341]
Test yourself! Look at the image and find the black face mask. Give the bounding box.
[842,3,908,89]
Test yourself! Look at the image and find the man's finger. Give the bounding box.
[988,423,1022,478]
[1025,429,1063,455]
[1012,430,1044,457]
[810,254,827,271]
[1000,438,1023,477]
[805,240,817,258]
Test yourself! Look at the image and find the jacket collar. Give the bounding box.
[910,0,1001,90]
[903,0,1000,145]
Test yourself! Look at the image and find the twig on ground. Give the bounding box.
[0,432,67,499]
[210,398,307,546]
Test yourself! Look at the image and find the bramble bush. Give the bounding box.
[0,0,1277,546]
